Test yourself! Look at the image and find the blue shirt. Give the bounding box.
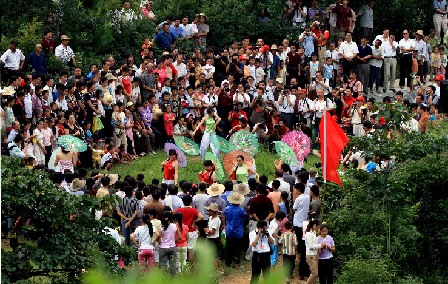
[302,35,316,57]
[224,204,247,239]
[24,52,47,75]
[221,191,233,206]
[366,161,378,173]
[154,31,176,50]
[169,25,184,39]
[434,0,447,13]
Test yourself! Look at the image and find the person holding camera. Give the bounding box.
[313,88,334,145]
[278,86,296,130]
[297,89,315,127]
[249,220,275,283]
[233,83,251,109]
[226,54,243,83]
[228,102,248,129]
[299,26,318,62]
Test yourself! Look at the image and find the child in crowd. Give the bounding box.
[191,89,203,118]
[174,212,188,273]
[117,144,134,163]
[101,145,117,171]
[323,57,334,86]
[440,47,447,76]
[317,224,336,284]
[278,221,298,281]
[164,105,176,142]
[204,203,223,271]
[430,46,442,81]
[309,53,320,81]
[92,143,104,169]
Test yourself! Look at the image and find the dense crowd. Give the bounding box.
[1,0,448,282]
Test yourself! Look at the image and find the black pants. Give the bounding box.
[318,258,334,284]
[251,251,271,284]
[225,237,243,266]
[280,112,294,130]
[342,59,356,77]
[44,145,52,166]
[293,226,310,277]
[283,254,296,279]
[399,54,413,87]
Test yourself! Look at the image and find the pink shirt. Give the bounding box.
[160,223,177,248]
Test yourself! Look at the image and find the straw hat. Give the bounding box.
[207,183,225,197]
[415,30,424,36]
[275,78,283,84]
[72,178,86,192]
[233,183,249,196]
[103,93,113,104]
[271,44,278,50]
[197,13,207,19]
[105,73,117,80]
[227,192,244,205]
[60,35,71,40]
[204,203,220,212]
[106,174,119,186]
[1,87,15,96]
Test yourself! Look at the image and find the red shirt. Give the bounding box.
[175,207,200,232]
[341,95,356,117]
[41,37,55,55]
[163,160,176,180]
[332,4,352,29]
[176,224,189,247]
[230,110,248,128]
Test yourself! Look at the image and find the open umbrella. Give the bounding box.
[174,136,200,156]
[57,135,88,152]
[205,152,224,181]
[223,150,253,175]
[281,130,311,162]
[274,141,299,166]
[229,130,259,157]
[210,135,231,153]
[164,143,188,168]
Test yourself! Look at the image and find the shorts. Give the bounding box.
[207,237,221,257]
[101,160,112,169]
[187,230,199,250]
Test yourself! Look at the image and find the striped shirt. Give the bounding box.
[278,232,298,255]
[120,196,138,218]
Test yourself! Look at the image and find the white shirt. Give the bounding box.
[173,61,188,78]
[293,193,310,227]
[292,6,308,23]
[24,93,33,118]
[249,230,271,253]
[207,216,221,239]
[181,23,197,38]
[234,92,251,108]
[255,67,265,84]
[339,41,359,57]
[55,44,75,63]
[370,46,384,68]
[414,39,426,60]
[381,40,398,57]
[202,94,218,113]
[297,98,315,118]
[398,38,415,54]
[203,64,215,78]
[0,48,25,70]
[314,98,334,118]
[268,178,291,196]
[305,231,321,256]
[279,94,296,113]
[268,219,279,245]
[134,224,154,249]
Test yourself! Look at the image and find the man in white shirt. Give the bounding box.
[0,40,25,81]
[278,86,296,130]
[233,83,250,109]
[398,29,415,88]
[414,30,426,77]
[297,89,315,127]
[338,32,359,76]
[181,16,197,38]
[268,170,291,197]
[173,54,187,79]
[55,35,76,66]
[249,220,274,283]
[24,87,33,120]
[382,33,398,92]
[325,42,339,71]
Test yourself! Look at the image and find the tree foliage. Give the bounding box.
[1,157,133,283]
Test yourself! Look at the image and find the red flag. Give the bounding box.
[319,111,349,185]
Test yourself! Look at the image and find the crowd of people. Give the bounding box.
[1,0,448,282]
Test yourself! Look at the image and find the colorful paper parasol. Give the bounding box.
[274,141,299,166]
[229,130,259,157]
[57,135,88,152]
[281,130,311,162]
[174,136,200,156]
[210,135,231,153]
[205,152,224,181]
[223,150,253,175]
[164,143,188,168]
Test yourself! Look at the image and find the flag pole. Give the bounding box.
[323,106,327,184]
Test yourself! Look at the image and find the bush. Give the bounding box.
[336,258,394,284]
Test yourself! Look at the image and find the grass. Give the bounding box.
[106,147,321,184]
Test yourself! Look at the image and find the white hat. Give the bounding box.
[207,183,225,197]
[227,192,244,205]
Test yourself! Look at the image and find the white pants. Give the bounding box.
[384,58,397,89]
[353,124,365,138]
[33,144,45,165]
[200,132,220,160]
[433,14,448,44]
[162,179,175,185]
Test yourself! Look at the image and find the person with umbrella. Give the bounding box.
[228,154,257,185]
[161,149,179,185]
[198,160,217,185]
[192,107,221,160]
[53,146,77,173]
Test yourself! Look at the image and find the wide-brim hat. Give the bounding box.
[233,183,249,196]
[105,73,117,80]
[0,87,15,96]
[106,174,119,186]
[204,202,220,212]
[227,192,244,205]
[103,93,113,103]
[72,178,86,191]
[207,183,225,196]
[196,13,207,19]
[61,35,71,40]
[271,44,278,50]
[415,30,424,36]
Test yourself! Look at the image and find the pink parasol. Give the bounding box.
[281,130,311,162]
[164,143,188,168]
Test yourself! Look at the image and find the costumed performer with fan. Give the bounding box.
[198,160,217,185]
[192,107,221,160]
[228,154,258,185]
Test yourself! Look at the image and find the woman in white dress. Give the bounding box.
[32,120,46,166]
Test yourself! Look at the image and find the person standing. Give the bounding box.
[318,224,336,284]
[398,30,415,88]
[117,185,139,246]
[278,86,296,130]
[339,32,358,77]
[369,39,384,93]
[356,36,372,92]
[55,35,76,66]
[23,44,47,76]
[0,40,25,83]
[356,1,374,43]
[131,214,155,271]
[224,192,247,268]
[433,0,448,44]
[292,183,311,280]
[249,220,274,284]
[382,34,398,92]
[196,13,209,50]
[305,219,325,284]
[278,221,298,281]
[192,107,221,160]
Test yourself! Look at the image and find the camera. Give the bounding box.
[214,54,221,60]
[233,105,238,111]
[225,87,230,92]
[262,229,269,236]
